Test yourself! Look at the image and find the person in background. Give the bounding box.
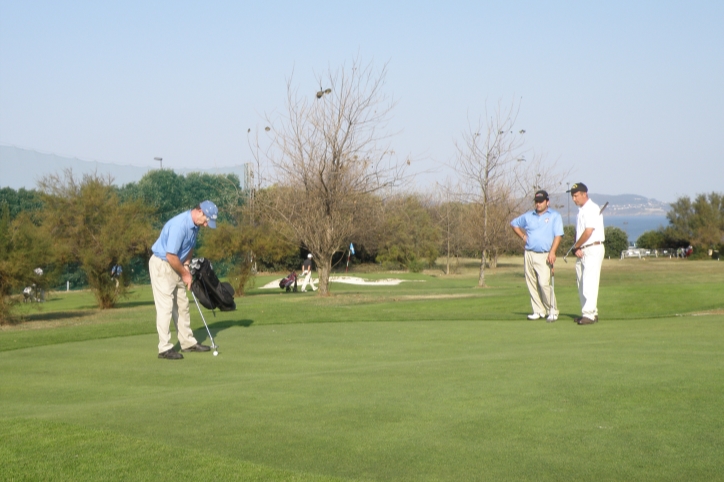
[301,253,317,292]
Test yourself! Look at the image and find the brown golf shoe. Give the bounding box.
[576,316,598,325]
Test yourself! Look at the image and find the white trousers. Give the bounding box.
[524,250,557,316]
[149,255,199,353]
[575,244,604,320]
[301,271,317,291]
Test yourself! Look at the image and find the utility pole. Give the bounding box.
[154,157,163,170]
[566,182,570,225]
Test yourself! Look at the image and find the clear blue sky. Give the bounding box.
[1,0,722,202]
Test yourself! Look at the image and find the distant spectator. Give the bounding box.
[111,264,123,288]
[301,254,317,292]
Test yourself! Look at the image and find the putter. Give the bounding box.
[191,291,219,355]
[564,202,609,263]
[548,264,556,320]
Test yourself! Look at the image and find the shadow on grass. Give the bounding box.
[114,300,155,309]
[192,318,254,346]
[20,311,95,323]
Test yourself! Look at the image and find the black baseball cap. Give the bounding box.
[534,190,549,202]
[567,182,588,194]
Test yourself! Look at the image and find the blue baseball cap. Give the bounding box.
[200,200,218,228]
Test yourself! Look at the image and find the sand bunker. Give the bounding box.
[262,276,421,289]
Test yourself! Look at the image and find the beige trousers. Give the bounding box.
[149,255,199,353]
[524,250,558,316]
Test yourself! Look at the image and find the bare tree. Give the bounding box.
[430,180,468,275]
[453,100,556,287]
[256,59,406,295]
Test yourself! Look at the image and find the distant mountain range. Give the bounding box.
[1,145,669,216]
[0,145,249,190]
[547,192,670,217]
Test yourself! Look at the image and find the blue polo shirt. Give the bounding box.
[510,208,564,253]
[151,210,199,261]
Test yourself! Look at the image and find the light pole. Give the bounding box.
[154,157,163,170]
[566,182,570,225]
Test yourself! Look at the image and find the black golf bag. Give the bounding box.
[279,271,298,292]
[189,258,236,312]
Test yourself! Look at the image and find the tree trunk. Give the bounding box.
[446,228,450,275]
[317,259,331,296]
[478,248,487,287]
[489,250,498,269]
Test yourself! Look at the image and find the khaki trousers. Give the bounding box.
[149,255,199,353]
[576,244,604,320]
[524,250,557,316]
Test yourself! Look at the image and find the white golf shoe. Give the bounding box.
[546,314,558,323]
[527,313,545,320]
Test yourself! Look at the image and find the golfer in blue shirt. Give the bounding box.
[510,190,564,322]
[150,201,218,359]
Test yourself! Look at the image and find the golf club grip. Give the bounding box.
[599,202,609,214]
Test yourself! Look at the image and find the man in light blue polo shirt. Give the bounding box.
[511,190,564,322]
[150,200,218,359]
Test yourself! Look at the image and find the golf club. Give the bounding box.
[548,264,556,322]
[564,201,609,263]
[191,291,219,356]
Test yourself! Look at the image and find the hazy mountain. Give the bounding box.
[548,192,670,217]
[0,145,249,190]
[2,145,670,216]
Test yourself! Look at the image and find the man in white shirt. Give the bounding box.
[568,183,605,325]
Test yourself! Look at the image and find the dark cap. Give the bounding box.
[567,182,588,194]
[534,190,549,202]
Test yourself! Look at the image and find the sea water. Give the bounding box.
[604,215,669,244]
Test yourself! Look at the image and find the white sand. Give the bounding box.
[262,275,421,289]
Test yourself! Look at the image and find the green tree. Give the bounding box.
[660,226,691,249]
[39,170,155,309]
[666,192,724,250]
[561,225,576,258]
[201,189,298,295]
[119,170,187,225]
[376,195,440,272]
[636,230,666,249]
[120,170,245,227]
[0,206,54,324]
[604,226,628,258]
[0,187,44,221]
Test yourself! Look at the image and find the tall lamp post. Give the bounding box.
[154,157,163,170]
[566,182,570,225]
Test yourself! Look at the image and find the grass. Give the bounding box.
[1,257,723,481]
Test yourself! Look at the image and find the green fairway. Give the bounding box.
[2,258,723,481]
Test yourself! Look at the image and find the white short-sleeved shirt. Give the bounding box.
[576,199,605,243]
